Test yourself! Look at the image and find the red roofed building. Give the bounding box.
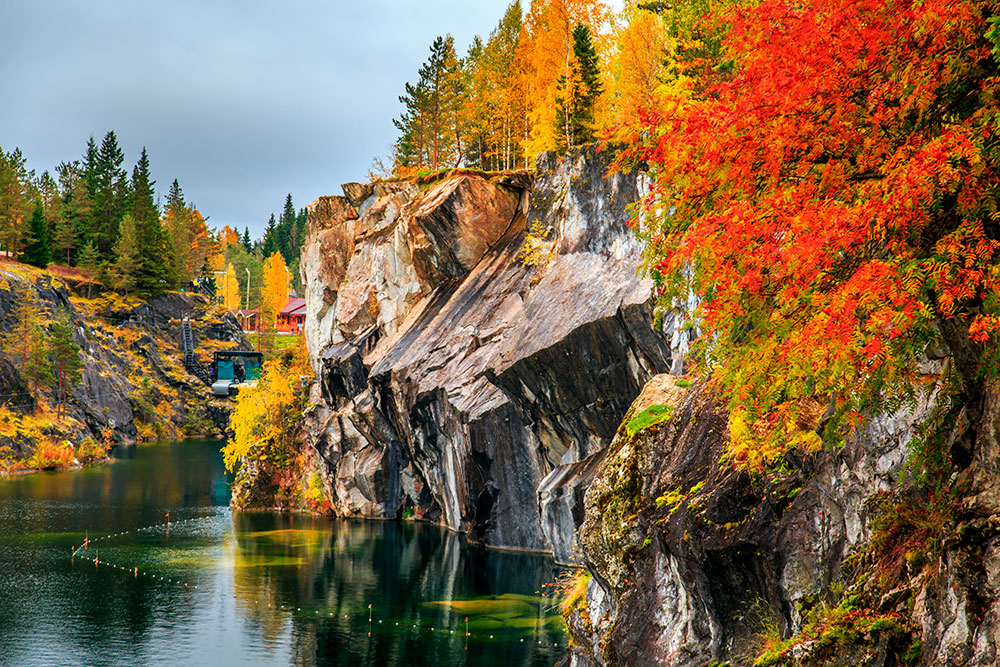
[277,297,306,332]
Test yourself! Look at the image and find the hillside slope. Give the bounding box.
[0,262,245,471]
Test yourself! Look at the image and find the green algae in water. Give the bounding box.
[424,595,564,635]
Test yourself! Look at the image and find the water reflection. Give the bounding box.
[229,514,566,666]
[0,440,566,666]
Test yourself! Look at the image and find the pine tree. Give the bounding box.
[0,147,33,258]
[393,35,465,171]
[48,309,82,418]
[54,160,91,265]
[36,170,61,227]
[261,214,277,257]
[91,132,128,256]
[128,148,172,294]
[242,227,252,252]
[22,200,50,268]
[1,286,51,396]
[554,24,603,151]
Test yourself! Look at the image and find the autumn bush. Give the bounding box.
[75,436,108,463]
[27,439,76,470]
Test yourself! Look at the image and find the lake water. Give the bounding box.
[0,440,568,666]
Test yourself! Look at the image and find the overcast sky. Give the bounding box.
[0,1,541,238]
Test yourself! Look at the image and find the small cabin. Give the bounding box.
[277,297,306,332]
[235,308,260,331]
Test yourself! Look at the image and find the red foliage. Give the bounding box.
[622,0,1000,455]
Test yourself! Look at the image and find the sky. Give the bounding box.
[0,1,542,238]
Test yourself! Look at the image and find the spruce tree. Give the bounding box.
[261,214,277,257]
[277,193,296,262]
[554,24,603,151]
[129,148,172,294]
[242,227,252,252]
[165,178,185,217]
[91,132,128,255]
[163,178,191,284]
[23,200,50,268]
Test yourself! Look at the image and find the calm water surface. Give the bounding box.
[0,440,567,666]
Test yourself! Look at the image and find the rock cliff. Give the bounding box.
[0,263,244,468]
[562,363,1000,666]
[299,146,682,557]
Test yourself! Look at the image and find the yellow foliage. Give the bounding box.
[519,0,610,158]
[600,7,672,134]
[223,347,308,473]
[222,263,240,311]
[517,220,556,269]
[259,252,288,352]
[727,398,826,472]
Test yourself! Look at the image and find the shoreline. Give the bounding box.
[0,433,225,478]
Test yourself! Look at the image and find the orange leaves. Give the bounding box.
[260,252,288,334]
[218,225,239,249]
[222,263,240,312]
[518,0,610,156]
[627,0,1000,468]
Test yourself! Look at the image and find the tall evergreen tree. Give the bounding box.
[296,208,308,248]
[91,131,129,256]
[54,161,90,266]
[0,147,33,258]
[393,35,466,171]
[163,178,191,283]
[36,170,61,225]
[165,178,185,218]
[554,24,603,151]
[242,227,252,252]
[261,214,277,257]
[128,148,172,294]
[23,200,50,268]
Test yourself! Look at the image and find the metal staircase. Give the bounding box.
[181,317,213,386]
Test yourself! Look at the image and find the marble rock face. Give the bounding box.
[299,146,678,554]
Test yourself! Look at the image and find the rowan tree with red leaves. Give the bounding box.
[623,0,1000,468]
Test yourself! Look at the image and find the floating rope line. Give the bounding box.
[71,512,213,588]
[70,514,563,649]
